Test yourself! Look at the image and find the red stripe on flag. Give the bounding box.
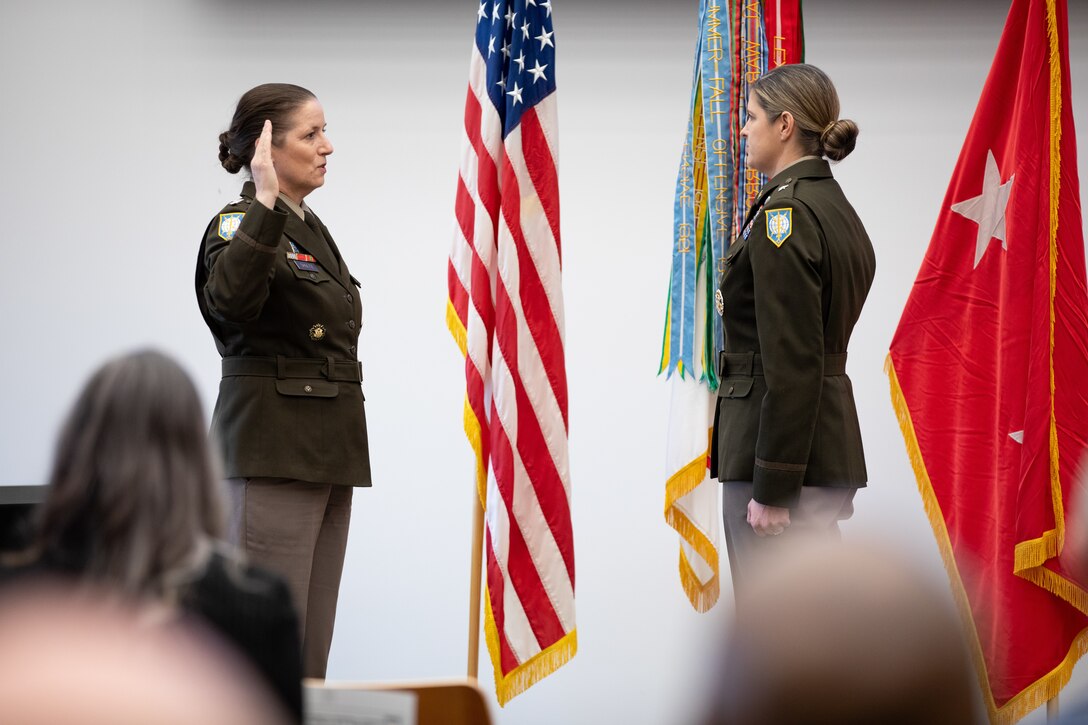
[485,530,518,673]
[490,390,568,650]
[498,148,574,583]
[466,359,489,462]
[448,261,469,329]
[519,108,562,261]
[455,175,476,256]
[500,146,570,431]
[455,173,496,342]
[463,85,500,230]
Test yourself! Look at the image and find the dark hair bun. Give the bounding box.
[218,131,244,174]
[821,119,859,161]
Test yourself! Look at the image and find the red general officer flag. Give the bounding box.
[887,0,1088,722]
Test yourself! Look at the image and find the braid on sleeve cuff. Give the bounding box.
[236,200,289,251]
[753,458,806,508]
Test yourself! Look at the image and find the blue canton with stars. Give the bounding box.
[475,0,556,138]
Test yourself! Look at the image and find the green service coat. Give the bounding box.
[710,158,875,508]
[196,182,371,486]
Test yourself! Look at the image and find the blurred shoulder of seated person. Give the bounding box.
[0,349,303,722]
[0,581,290,725]
[702,541,981,725]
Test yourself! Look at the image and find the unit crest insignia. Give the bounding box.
[218,212,245,241]
[765,209,793,247]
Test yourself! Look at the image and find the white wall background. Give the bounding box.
[1,1,1087,723]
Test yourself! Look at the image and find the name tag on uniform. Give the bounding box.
[293,260,321,272]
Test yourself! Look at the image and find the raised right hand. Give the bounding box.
[251,120,279,209]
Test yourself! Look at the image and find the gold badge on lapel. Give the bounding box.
[309,324,326,341]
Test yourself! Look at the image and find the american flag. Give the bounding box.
[446,0,575,705]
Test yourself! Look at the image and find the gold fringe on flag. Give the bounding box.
[482,594,578,707]
[447,300,489,504]
[663,436,720,612]
[886,355,1088,724]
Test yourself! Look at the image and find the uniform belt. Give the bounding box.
[221,355,363,383]
[719,351,847,377]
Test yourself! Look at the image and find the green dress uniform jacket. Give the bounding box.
[196,181,371,487]
[710,158,875,509]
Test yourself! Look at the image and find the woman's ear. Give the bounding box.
[778,111,796,141]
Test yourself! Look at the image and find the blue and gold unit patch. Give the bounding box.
[765,209,792,248]
[218,212,245,241]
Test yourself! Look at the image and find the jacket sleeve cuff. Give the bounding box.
[752,458,806,508]
[235,199,288,252]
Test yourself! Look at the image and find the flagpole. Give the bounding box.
[466,485,484,680]
[1048,695,1059,721]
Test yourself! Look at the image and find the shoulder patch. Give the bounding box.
[218,212,244,241]
[765,209,792,247]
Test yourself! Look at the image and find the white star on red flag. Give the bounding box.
[950,149,1015,268]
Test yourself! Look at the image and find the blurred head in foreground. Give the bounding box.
[0,581,287,725]
[703,542,980,725]
[3,349,301,721]
[32,349,224,599]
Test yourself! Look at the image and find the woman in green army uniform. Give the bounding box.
[710,65,876,595]
[196,84,370,678]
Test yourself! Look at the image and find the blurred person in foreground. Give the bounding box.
[710,64,875,595]
[701,542,981,725]
[0,349,302,721]
[198,83,371,678]
[0,582,289,725]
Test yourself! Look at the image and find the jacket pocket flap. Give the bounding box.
[717,378,753,399]
[275,379,339,398]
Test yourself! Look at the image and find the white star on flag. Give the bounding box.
[507,81,524,105]
[528,59,548,83]
[514,51,526,72]
[521,19,531,39]
[950,149,1015,268]
[1009,430,1024,444]
[477,2,488,22]
[535,27,554,50]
